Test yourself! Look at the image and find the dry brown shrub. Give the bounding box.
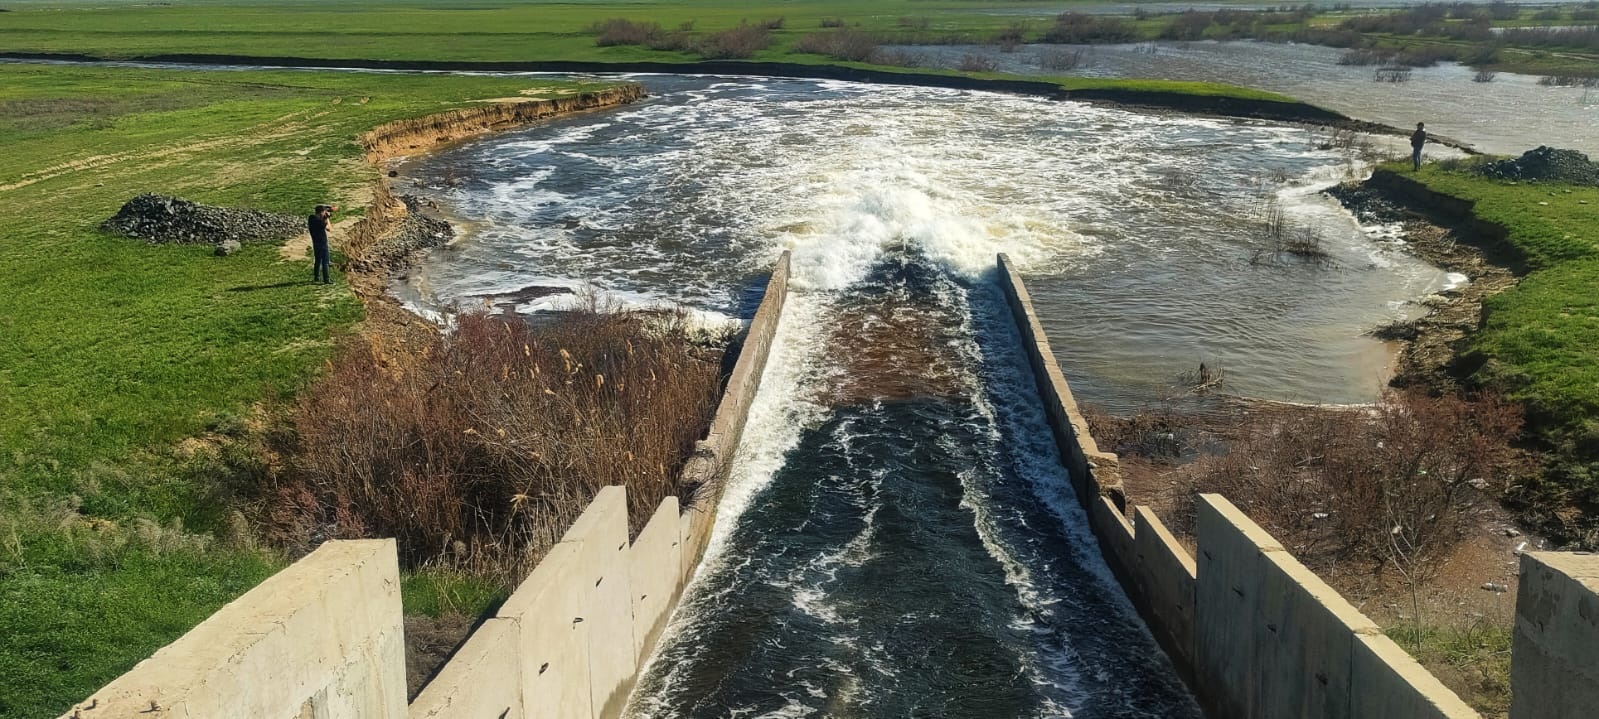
[1166,390,1527,576]
[593,18,662,46]
[794,29,882,62]
[698,24,774,59]
[262,310,727,579]
[958,54,1000,73]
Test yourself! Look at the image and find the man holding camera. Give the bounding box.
[308,204,337,284]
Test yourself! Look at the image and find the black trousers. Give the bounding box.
[313,240,331,283]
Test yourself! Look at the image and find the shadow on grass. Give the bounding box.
[226,280,315,292]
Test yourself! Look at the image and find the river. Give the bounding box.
[391,75,1462,716]
[892,40,1599,158]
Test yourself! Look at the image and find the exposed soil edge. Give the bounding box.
[359,84,647,163]
[338,84,646,298]
[1341,169,1526,395]
[1,51,1458,139]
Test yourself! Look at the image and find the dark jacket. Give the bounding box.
[1410,128,1426,149]
[308,214,330,247]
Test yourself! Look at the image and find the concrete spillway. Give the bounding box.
[625,251,1200,717]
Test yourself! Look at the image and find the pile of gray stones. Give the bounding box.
[101,193,304,256]
[1477,146,1599,187]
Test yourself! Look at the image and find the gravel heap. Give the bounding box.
[1476,146,1599,186]
[101,194,305,245]
[352,195,455,271]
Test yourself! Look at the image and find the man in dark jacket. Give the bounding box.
[1411,122,1426,171]
[309,204,335,284]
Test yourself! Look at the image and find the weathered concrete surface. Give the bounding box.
[556,486,638,719]
[630,498,683,664]
[675,251,791,584]
[1132,506,1197,667]
[1195,495,1477,719]
[505,542,592,719]
[1511,552,1599,719]
[1352,632,1480,719]
[58,540,406,719]
[1195,494,1287,718]
[996,253,1123,507]
[1092,495,1137,578]
[408,618,523,718]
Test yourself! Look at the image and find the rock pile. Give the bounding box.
[1477,146,1599,186]
[352,195,455,271]
[102,194,304,246]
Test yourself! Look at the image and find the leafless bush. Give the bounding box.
[1038,47,1086,71]
[1153,166,1200,194]
[819,17,845,28]
[1503,25,1599,52]
[756,16,785,30]
[645,31,696,53]
[1042,13,1138,44]
[593,18,662,46]
[1167,390,1527,576]
[958,53,1000,73]
[1474,70,1498,83]
[1539,74,1599,87]
[794,29,881,62]
[993,21,1029,52]
[263,310,727,579]
[870,48,923,68]
[1375,66,1414,83]
[698,23,775,59]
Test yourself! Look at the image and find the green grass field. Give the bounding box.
[0,0,1314,103]
[0,62,618,719]
[1394,160,1599,546]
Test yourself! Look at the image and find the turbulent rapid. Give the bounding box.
[394,75,1457,717]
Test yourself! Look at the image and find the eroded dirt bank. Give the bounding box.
[359,84,647,163]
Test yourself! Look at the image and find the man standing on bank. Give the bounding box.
[309,204,336,284]
[1411,122,1427,172]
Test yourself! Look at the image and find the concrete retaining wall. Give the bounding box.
[995,253,1479,719]
[59,540,408,719]
[1510,552,1599,719]
[675,251,790,580]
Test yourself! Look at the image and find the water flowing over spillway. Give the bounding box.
[396,76,1458,717]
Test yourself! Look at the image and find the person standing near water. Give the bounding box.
[308,204,335,284]
[1411,122,1427,171]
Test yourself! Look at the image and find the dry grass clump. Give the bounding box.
[261,310,728,579]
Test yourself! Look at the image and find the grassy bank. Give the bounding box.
[1386,161,1599,547]
[0,62,620,719]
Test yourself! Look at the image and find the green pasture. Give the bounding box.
[1397,160,1599,547]
[0,62,616,719]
